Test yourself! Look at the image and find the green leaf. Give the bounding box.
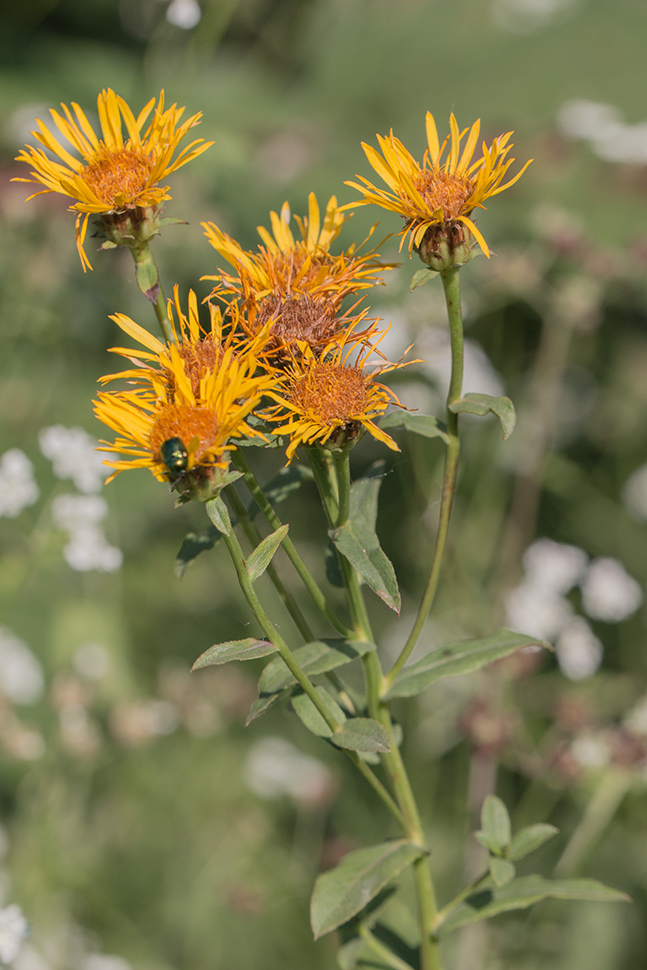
[385,630,550,699]
[192,638,276,671]
[437,876,631,936]
[330,465,400,613]
[311,841,424,939]
[448,392,516,440]
[489,857,515,887]
[292,687,347,738]
[410,267,439,290]
[206,496,232,536]
[259,640,375,695]
[247,464,313,519]
[380,411,449,444]
[134,254,159,304]
[331,718,392,753]
[245,688,289,725]
[508,824,559,861]
[175,526,221,578]
[246,524,289,582]
[479,795,511,855]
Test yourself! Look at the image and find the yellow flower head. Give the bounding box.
[267,324,409,461]
[202,192,389,350]
[346,112,532,262]
[94,292,278,485]
[15,89,213,270]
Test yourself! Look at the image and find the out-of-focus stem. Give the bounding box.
[555,769,631,877]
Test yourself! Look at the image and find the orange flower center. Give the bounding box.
[413,169,474,221]
[256,294,338,351]
[150,404,220,462]
[290,363,369,424]
[80,146,155,207]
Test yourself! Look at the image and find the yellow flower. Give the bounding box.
[267,325,409,461]
[202,192,389,351]
[346,112,532,261]
[15,89,213,270]
[94,291,278,484]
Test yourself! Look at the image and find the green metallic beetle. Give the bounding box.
[160,437,189,480]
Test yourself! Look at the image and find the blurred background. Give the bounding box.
[1,1,647,969]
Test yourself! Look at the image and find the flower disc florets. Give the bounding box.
[267,324,413,461]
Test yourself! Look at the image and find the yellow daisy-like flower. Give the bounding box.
[203,193,389,356]
[267,325,408,462]
[15,89,213,270]
[346,112,532,262]
[94,293,277,485]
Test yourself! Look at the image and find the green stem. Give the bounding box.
[326,450,441,970]
[218,503,404,826]
[386,266,464,688]
[224,485,315,642]
[433,871,490,930]
[555,769,631,877]
[358,925,416,970]
[130,242,175,344]
[232,452,353,638]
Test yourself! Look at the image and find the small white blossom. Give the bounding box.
[244,736,332,803]
[523,538,588,595]
[570,733,611,770]
[504,581,573,641]
[0,451,39,519]
[625,695,647,738]
[581,557,643,622]
[51,496,122,573]
[622,463,647,522]
[555,617,603,681]
[62,528,123,573]
[0,904,28,964]
[166,0,202,29]
[39,426,108,494]
[557,99,647,165]
[492,0,580,34]
[0,628,44,705]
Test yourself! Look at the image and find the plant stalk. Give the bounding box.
[386,266,464,687]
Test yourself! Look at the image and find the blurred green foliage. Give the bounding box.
[1,2,647,969]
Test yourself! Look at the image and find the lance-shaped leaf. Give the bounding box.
[380,411,449,444]
[476,795,511,855]
[175,525,221,578]
[311,840,424,939]
[331,718,392,754]
[489,858,515,888]
[259,639,375,695]
[385,630,550,699]
[410,267,439,290]
[437,876,631,936]
[246,524,289,582]
[508,824,559,861]
[292,687,347,738]
[330,468,400,613]
[245,688,290,725]
[247,464,313,519]
[192,638,276,671]
[206,496,232,536]
[448,392,516,440]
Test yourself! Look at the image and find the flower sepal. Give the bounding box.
[322,422,366,455]
[415,221,480,272]
[173,463,243,506]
